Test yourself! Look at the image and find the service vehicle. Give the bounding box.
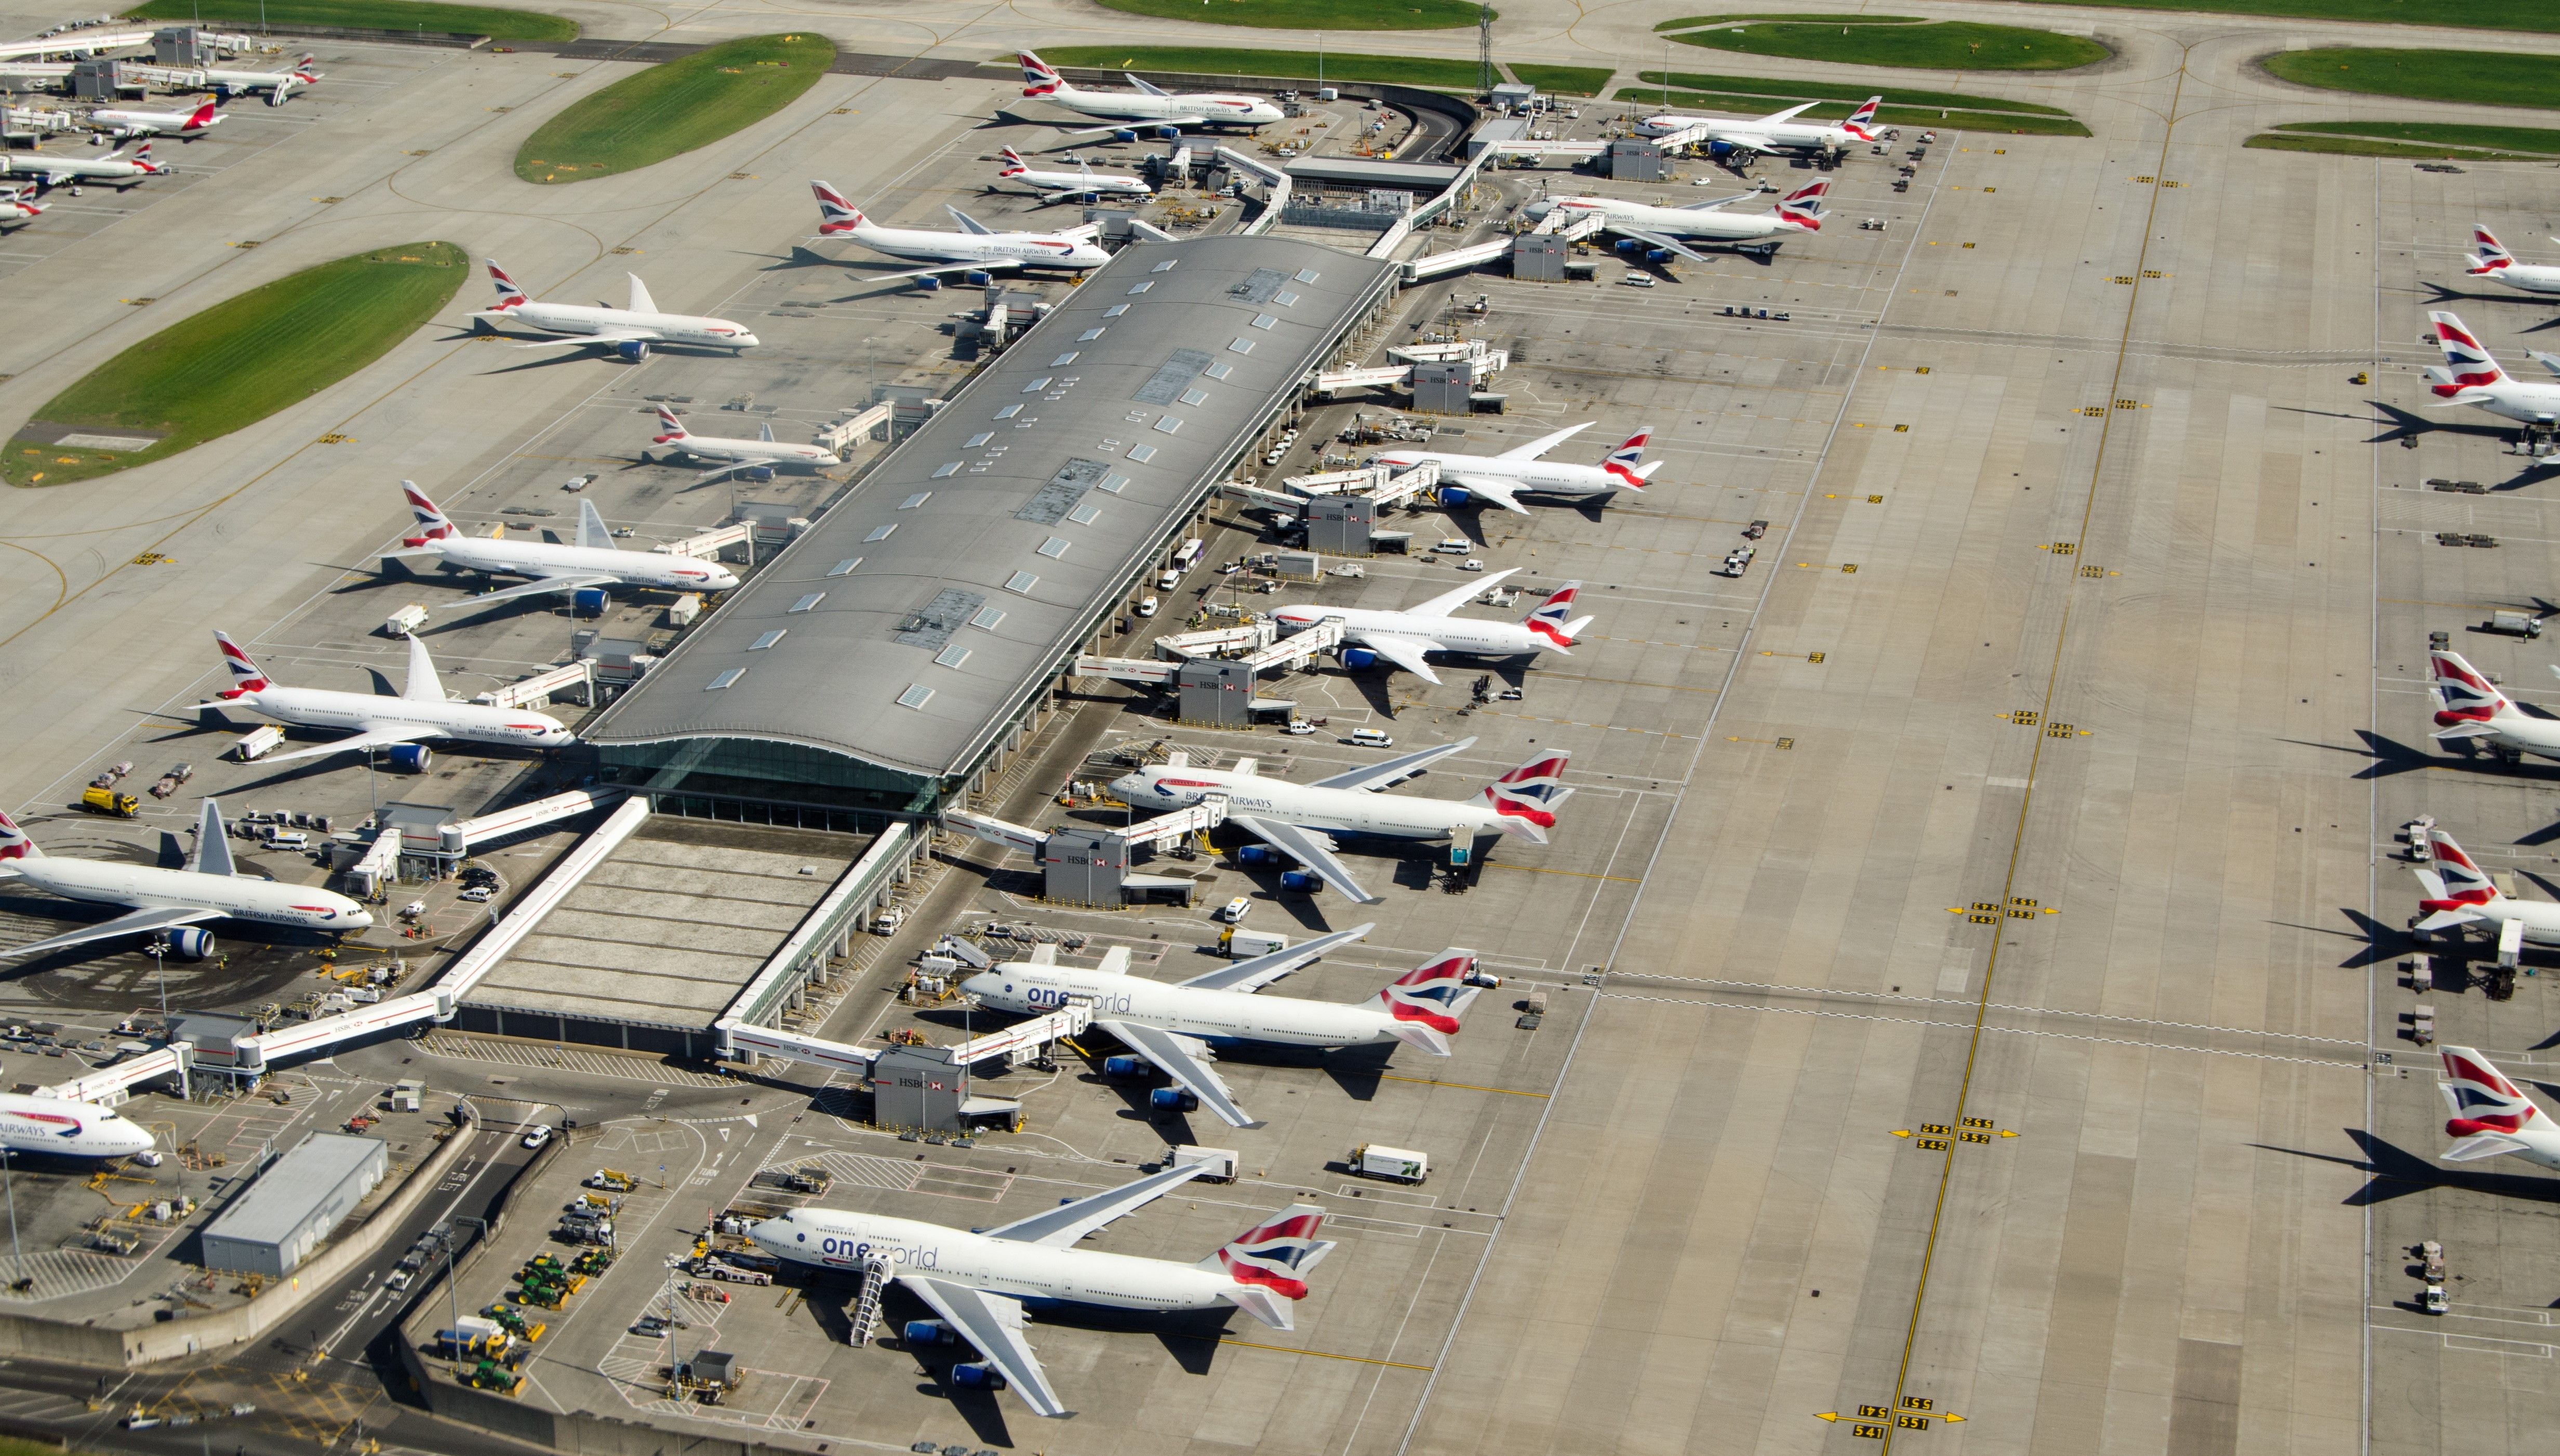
[1350,1143,1429,1183]
[522,1125,552,1151]
[1348,728,1394,747]
[1219,896,1251,924]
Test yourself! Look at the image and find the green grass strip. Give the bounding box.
[1979,0,2560,39]
[129,0,574,41]
[7,242,466,488]
[1633,69,2070,114]
[2263,48,2560,109]
[2244,132,2542,159]
[1033,45,1482,90]
[1617,87,2089,136]
[1656,12,1915,29]
[516,32,833,184]
[1669,19,2109,71]
[2273,119,2560,152]
[1092,0,1489,29]
[1508,63,1615,96]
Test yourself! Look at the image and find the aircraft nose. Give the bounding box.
[737,333,761,348]
[345,908,376,930]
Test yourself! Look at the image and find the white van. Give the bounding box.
[1135,595,1159,617]
[1348,728,1394,747]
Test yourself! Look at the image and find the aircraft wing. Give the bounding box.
[434,572,619,611]
[1680,190,1763,211]
[1179,921,1374,992]
[0,904,223,960]
[2443,1131,2534,1162]
[1091,1020,1261,1128]
[1443,473,1528,514]
[982,1162,1208,1245]
[1309,736,1477,792]
[250,723,439,766]
[835,258,1028,285]
[2529,349,2560,381]
[1352,632,1445,685]
[514,327,659,350]
[1492,421,1597,462]
[1126,73,1173,97]
[896,1277,1069,1418]
[1224,814,1378,905]
[1062,117,1206,136]
[1612,226,1712,264]
[1406,566,1519,619]
[691,456,788,484]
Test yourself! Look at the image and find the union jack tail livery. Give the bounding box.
[1599,428,1661,489]
[2438,1046,2556,1142]
[809,181,865,236]
[2428,311,2506,395]
[1369,950,1483,1054]
[401,482,456,546]
[484,260,529,312]
[290,55,318,83]
[211,631,273,698]
[1776,179,1828,230]
[1843,96,1883,141]
[1019,50,1065,98]
[1523,582,1593,649]
[130,142,166,175]
[1203,1204,1336,1313]
[2422,830,2502,910]
[0,810,37,862]
[998,146,1029,177]
[2468,224,2515,274]
[652,405,692,444]
[1482,750,1573,843]
[2428,649,2513,734]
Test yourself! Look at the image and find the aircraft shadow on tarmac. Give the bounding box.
[2258,1128,2560,1207]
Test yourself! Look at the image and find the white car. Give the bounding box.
[1136,595,1159,617]
[1283,719,1314,736]
[1219,896,1251,924]
[1620,272,1657,288]
[522,1125,553,1151]
[1458,558,1485,573]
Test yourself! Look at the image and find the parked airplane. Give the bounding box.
[2425,649,2560,760]
[1108,741,1570,903]
[993,145,1150,200]
[1271,570,1591,685]
[86,97,221,141]
[0,185,40,228]
[475,261,758,360]
[1640,95,1885,163]
[392,483,739,611]
[2462,226,2560,298]
[202,52,314,105]
[2411,828,2560,951]
[645,405,839,483]
[1017,50,1283,138]
[1370,423,1659,513]
[0,799,371,961]
[0,1090,157,1159]
[0,139,167,190]
[752,1164,1333,1417]
[1521,180,1828,261]
[963,927,1482,1128]
[201,629,573,765]
[2436,1046,2560,1171]
[807,182,1109,285]
[2423,311,2560,425]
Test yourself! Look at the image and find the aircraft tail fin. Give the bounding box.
[1598,427,1652,489]
[2424,830,2505,912]
[2429,649,2514,726]
[2470,223,2514,274]
[483,258,530,311]
[1482,750,1572,842]
[1775,179,1828,229]
[185,100,217,129]
[998,146,1028,175]
[0,809,42,861]
[626,273,657,315]
[1843,95,1883,140]
[2439,1046,2559,1146]
[1201,1204,1334,1307]
[400,480,457,545]
[1369,949,1483,1050]
[577,499,615,551]
[651,404,690,443]
[212,630,274,698]
[2429,311,2509,393]
[1524,582,1586,648]
[1019,50,1066,98]
[808,180,865,236]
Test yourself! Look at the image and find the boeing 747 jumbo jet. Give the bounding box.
[753,1164,1333,1418]
[0,1091,157,1159]
[644,405,841,482]
[391,483,740,610]
[202,52,314,104]
[0,139,167,190]
[962,927,1483,1128]
[1522,180,1828,261]
[1270,570,1592,684]
[1638,96,1885,163]
[2425,649,2560,761]
[2412,827,2560,953]
[475,261,757,360]
[807,182,1110,285]
[1370,423,1659,513]
[2436,1046,2560,1171]
[85,98,221,141]
[993,146,1151,200]
[1109,741,1571,902]
[201,630,573,766]
[2424,311,2560,426]
[2462,226,2560,297]
[1016,50,1282,138]
[0,799,371,961]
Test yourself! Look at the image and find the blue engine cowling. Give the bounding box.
[168,927,217,961]
[1149,1087,1199,1113]
[964,270,994,287]
[572,587,609,618]
[1112,128,1139,142]
[615,339,649,363]
[1278,870,1325,894]
[1433,486,1472,507]
[1707,139,1739,159]
[1236,845,1283,866]
[743,465,775,483]
[951,1361,1007,1391]
[915,274,943,291]
[1101,1055,1151,1079]
[1341,647,1379,670]
[385,743,434,774]
[1645,248,1673,263]
[902,1320,955,1346]
[1614,238,1642,255]
[1154,124,1181,140]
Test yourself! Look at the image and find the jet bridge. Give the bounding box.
[945,797,1225,904]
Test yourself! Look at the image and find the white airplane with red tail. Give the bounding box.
[200,630,572,766]
[1521,181,1828,260]
[2426,649,2560,759]
[2423,311,2560,426]
[86,98,222,141]
[806,182,1108,286]
[1271,569,1592,684]
[993,146,1150,199]
[1370,423,1659,514]
[2462,225,2560,297]
[473,260,757,360]
[0,139,168,190]
[1016,50,1282,138]
[2436,1046,2560,1171]
[389,483,738,612]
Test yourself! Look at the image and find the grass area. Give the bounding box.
[1507,63,1614,96]
[1619,86,2089,136]
[2262,48,2560,108]
[1979,0,2560,39]
[129,0,574,41]
[515,32,833,184]
[1668,17,2110,71]
[2273,119,2560,153]
[1034,45,1482,90]
[1657,12,1923,29]
[7,243,465,489]
[1634,69,2071,114]
[2244,132,2542,159]
[1092,0,1489,29]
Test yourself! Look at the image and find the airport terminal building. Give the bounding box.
[582,234,1401,826]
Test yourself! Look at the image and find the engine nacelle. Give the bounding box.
[964,270,994,287]
[1614,238,1642,256]
[615,339,649,363]
[915,274,943,291]
[1113,128,1139,142]
[902,1319,956,1346]
[1433,486,1472,507]
[385,743,434,774]
[1154,124,1180,140]
[1101,1055,1151,1079]
[1149,1087,1199,1113]
[168,927,217,961]
[1340,647,1379,670]
[951,1361,1008,1392]
[743,465,775,483]
[1236,845,1283,866]
[1278,870,1325,894]
[1707,139,1738,159]
[1645,248,1673,264]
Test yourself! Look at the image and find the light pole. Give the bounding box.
[441,1214,489,1372]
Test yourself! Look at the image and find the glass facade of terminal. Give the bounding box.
[598,736,945,827]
